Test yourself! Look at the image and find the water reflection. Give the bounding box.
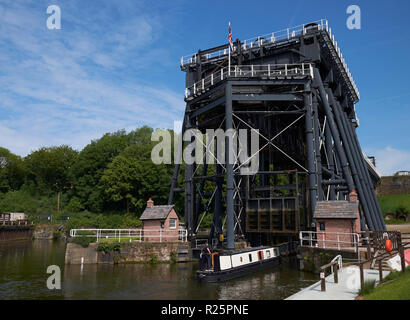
[0,241,317,300]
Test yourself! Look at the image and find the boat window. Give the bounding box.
[266,250,271,258]
[249,254,252,262]
[240,257,243,263]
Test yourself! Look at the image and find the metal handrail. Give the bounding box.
[299,231,360,249]
[70,228,188,243]
[331,254,343,271]
[180,19,327,66]
[180,18,359,103]
[185,63,313,99]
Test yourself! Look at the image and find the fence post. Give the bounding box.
[366,230,372,260]
[359,263,364,289]
[378,259,383,282]
[118,230,121,243]
[333,263,338,284]
[320,272,326,291]
[399,245,406,274]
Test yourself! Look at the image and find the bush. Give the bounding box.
[96,242,121,253]
[71,235,96,247]
[149,253,159,264]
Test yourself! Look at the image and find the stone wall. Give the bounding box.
[298,246,366,274]
[33,224,58,240]
[376,175,410,196]
[65,241,190,265]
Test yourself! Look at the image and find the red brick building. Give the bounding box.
[314,190,361,248]
[140,198,180,242]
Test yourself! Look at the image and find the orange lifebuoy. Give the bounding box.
[385,239,393,252]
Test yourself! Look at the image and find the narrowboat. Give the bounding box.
[196,246,281,283]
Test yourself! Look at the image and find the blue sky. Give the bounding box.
[0,0,409,175]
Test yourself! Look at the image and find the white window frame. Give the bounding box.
[169,218,177,229]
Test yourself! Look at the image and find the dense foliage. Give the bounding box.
[0,126,184,227]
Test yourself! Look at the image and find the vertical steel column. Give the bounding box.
[304,81,317,224]
[324,122,336,200]
[225,82,235,249]
[184,115,194,237]
[312,94,324,200]
[195,163,208,233]
[212,162,224,245]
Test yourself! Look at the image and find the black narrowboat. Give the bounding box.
[196,246,281,283]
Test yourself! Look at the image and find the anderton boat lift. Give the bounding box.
[165,19,406,284]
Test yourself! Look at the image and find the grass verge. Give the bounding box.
[364,267,410,300]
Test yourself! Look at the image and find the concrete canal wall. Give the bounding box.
[65,241,192,265]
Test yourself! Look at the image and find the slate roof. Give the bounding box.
[313,201,359,219]
[140,205,175,220]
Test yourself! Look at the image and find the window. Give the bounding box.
[319,222,325,231]
[160,221,164,229]
[266,250,271,258]
[248,254,252,262]
[169,218,177,229]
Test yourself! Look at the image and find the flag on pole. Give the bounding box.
[228,22,234,52]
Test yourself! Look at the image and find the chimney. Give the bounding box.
[349,190,358,202]
[147,198,154,208]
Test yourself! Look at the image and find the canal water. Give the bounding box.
[0,240,318,300]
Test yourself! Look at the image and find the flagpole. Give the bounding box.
[228,21,231,76]
[228,46,231,76]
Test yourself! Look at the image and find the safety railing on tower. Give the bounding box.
[185,63,313,99]
[180,19,359,103]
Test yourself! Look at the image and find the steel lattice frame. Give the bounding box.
[169,21,385,249]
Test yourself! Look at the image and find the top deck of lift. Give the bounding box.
[180,19,359,105]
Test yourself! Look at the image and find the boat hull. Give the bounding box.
[196,256,281,283]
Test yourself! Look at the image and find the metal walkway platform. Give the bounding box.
[286,266,390,300]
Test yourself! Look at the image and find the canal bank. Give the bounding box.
[65,241,193,264]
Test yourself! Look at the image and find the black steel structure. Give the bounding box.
[169,20,385,249]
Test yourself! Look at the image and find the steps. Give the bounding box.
[370,250,392,271]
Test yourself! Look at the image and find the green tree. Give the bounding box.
[24,145,78,195]
[70,130,129,212]
[100,128,174,215]
[0,147,26,193]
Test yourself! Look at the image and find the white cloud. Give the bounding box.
[365,146,410,176]
[0,1,185,156]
